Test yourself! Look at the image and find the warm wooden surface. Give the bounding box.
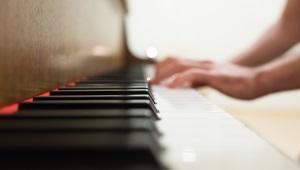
[229,108,300,163]
[0,0,126,107]
[204,89,300,164]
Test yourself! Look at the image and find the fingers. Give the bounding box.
[151,57,187,84]
[164,69,212,88]
[194,60,214,70]
[151,57,214,84]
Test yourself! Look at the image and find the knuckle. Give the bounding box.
[185,68,199,75]
[174,72,184,80]
[183,69,198,80]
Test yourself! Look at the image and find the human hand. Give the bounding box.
[151,57,265,100]
[151,56,213,84]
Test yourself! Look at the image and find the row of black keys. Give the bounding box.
[0,65,164,170]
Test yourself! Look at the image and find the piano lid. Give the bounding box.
[0,0,128,107]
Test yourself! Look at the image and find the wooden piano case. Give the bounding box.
[0,0,131,108]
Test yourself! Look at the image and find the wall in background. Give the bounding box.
[127,0,285,60]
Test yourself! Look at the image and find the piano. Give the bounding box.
[0,1,299,170]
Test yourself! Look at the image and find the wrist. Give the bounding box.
[229,56,246,66]
[253,66,275,97]
[229,52,257,67]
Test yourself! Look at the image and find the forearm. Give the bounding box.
[231,22,299,67]
[256,54,300,96]
[231,0,300,67]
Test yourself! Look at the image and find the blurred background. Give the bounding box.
[126,0,300,162]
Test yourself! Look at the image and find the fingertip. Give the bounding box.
[164,79,177,89]
[167,83,177,89]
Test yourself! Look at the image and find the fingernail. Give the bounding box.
[162,80,175,88]
[160,80,169,86]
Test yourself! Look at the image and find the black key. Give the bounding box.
[1,153,161,170]
[50,89,156,103]
[86,78,147,82]
[0,131,160,151]
[0,118,158,133]
[59,86,148,90]
[34,94,156,104]
[89,75,146,81]
[77,80,148,84]
[0,132,162,170]
[76,82,149,85]
[89,77,145,81]
[90,66,146,80]
[19,100,160,119]
[72,84,149,88]
[1,109,154,119]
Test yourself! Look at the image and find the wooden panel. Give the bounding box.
[0,0,126,107]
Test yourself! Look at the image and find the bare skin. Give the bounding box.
[151,0,300,100]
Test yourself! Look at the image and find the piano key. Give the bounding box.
[72,84,149,88]
[1,153,161,170]
[50,89,156,103]
[19,100,160,119]
[0,131,162,169]
[0,131,160,151]
[86,75,146,80]
[59,86,148,90]
[76,82,149,85]
[87,78,146,82]
[34,94,156,104]
[77,80,148,84]
[1,109,154,119]
[98,69,145,76]
[93,72,144,78]
[90,66,146,80]
[0,118,158,133]
[89,74,146,80]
